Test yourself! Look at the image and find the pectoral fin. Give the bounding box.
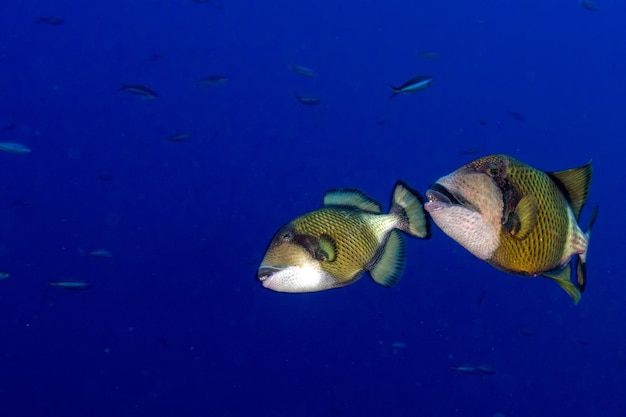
[504,194,538,240]
[370,230,406,287]
[316,234,337,262]
[544,263,581,304]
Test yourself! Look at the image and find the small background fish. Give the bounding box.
[196,75,228,87]
[79,249,113,258]
[580,0,600,10]
[295,93,321,106]
[167,132,192,142]
[37,16,64,25]
[389,75,435,100]
[288,64,317,77]
[49,280,91,291]
[119,84,158,99]
[0,142,31,153]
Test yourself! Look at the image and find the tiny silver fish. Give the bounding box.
[80,249,113,258]
[507,111,526,121]
[119,84,158,99]
[0,142,31,153]
[289,64,317,78]
[451,365,477,374]
[50,280,91,291]
[37,16,64,26]
[389,75,435,100]
[196,75,228,87]
[580,0,599,11]
[295,93,321,106]
[167,132,192,142]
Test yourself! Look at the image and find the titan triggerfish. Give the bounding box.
[425,154,597,303]
[258,181,430,293]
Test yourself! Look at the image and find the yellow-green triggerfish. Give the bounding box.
[258,181,430,292]
[425,154,598,303]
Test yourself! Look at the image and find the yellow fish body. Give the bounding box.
[258,181,429,293]
[425,154,597,303]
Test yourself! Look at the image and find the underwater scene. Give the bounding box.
[0,0,624,416]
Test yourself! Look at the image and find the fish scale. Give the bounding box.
[492,161,572,274]
[293,208,383,281]
[259,180,429,293]
[425,154,595,303]
[493,161,569,275]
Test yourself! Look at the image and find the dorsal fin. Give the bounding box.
[323,189,382,213]
[548,161,592,220]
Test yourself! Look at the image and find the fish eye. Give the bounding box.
[280,231,293,241]
[486,163,500,177]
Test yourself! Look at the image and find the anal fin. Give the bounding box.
[543,263,581,304]
[370,230,406,287]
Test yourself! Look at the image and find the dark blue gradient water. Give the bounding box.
[0,1,624,416]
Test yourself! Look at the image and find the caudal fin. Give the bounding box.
[390,180,429,238]
[388,85,399,100]
[575,204,599,292]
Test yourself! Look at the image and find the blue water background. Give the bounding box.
[0,1,624,416]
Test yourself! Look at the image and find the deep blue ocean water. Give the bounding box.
[0,1,624,416]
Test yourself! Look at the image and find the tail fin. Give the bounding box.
[575,204,599,292]
[390,180,429,238]
[388,86,399,100]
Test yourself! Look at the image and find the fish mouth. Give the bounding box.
[425,183,479,212]
[426,183,462,205]
[258,265,284,288]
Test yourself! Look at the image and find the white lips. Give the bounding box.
[424,201,448,212]
[261,274,276,288]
